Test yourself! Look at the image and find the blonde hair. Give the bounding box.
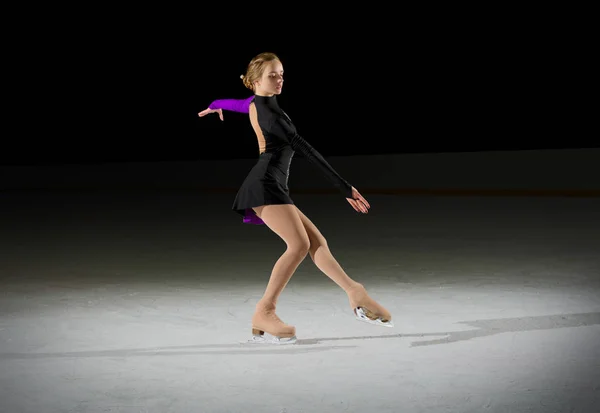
[240,52,281,91]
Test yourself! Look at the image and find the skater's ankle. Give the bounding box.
[345,282,364,294]
[255,299,277,312]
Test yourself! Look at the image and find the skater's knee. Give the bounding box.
[308,236,328,260]
[287,237,310,259]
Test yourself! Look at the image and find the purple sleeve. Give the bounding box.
[208,96,254,113]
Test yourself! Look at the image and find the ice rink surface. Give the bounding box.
[1,190,599,413]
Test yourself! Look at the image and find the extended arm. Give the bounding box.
[291,134,370,213]
[289,133,354,199]
[270,116,353,198]
[208,96,254,113]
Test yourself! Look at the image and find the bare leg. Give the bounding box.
[250,204,310,337]
[293,206,358,292]
[295,206,392,323]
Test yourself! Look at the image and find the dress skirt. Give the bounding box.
[231,149,295,225]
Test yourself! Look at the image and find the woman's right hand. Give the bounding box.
[198,107,224,121]
[346,187,370,214]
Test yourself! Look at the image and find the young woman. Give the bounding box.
[198,52,392,344]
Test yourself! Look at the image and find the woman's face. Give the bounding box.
[255,60,284,96]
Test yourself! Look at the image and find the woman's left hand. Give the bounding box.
[346,187,370,214]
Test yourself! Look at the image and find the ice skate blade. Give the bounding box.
[354,307,394,328]
[245,334,297,345]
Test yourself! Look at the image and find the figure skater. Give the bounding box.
[198,52,392,344]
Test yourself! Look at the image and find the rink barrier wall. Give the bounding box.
[1,148,599,197]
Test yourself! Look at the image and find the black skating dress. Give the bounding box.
[232,94,354,225]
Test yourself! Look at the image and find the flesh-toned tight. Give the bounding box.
[250,204,391,337]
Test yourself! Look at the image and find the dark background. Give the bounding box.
[3,10,593,167]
